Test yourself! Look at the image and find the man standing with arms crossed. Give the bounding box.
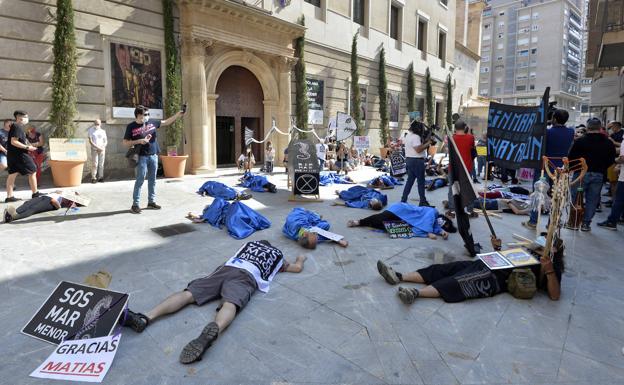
[123,105,184,214]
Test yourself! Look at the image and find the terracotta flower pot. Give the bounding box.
[160,155,188,178]
[49,160,85,187]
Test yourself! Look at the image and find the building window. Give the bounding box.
[499,11,505,16]
[481,67,490,73]
[480,89,489,96]
[439,0,448,7]
[417,18,428,52]
[532,25,539,31]
[498,22,505,30]
[533,12,539,19]
[390,5,399,40]
[498,33,504,39]
[517,38,529,45]
[518,49,529,57]
[304,0,321,6]
[519,14,530,22]
[496,55,503,61]
[531,48,537,54]
[353,0,366,26]
[484,23,491,30]
[516,85,526,91]
[531,36,538,43]
[438,29,447,62]
[529,84,535,90]
[495,87,502,94]
[497,43,504,49]
[483,34,491,41]
[482,55,490,62]
[496,65,504,72]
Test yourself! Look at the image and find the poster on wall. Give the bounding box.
[110,42,163,119]
[359,85,367,123]
[388,90,400,128]
[307,78,324,125]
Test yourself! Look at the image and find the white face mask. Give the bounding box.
[21,117,29,125]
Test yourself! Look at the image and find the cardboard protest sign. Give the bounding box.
[389,151,406,176]
[30,334,121,383]
[353,136,370,150]
[307,78,324,125]
[309,226,344,242]
[486,89,549,169]
[383,221,416,239]
[336,112,357,141]
[49,139,88,162]
[288,139,320,196]
[60,191,91,207]
[22,281,128,345]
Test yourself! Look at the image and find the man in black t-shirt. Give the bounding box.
[120,240,307,364]
[123,105,184,213]
[5,110,41,203]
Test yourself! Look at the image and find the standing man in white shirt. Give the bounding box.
[401,121,433,205]
[316,138,327,170]
[87,119,107,183]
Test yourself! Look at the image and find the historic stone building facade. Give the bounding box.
[0,0,457,175]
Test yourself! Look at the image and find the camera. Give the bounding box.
[546,101,557,123]
[182,101,188,113]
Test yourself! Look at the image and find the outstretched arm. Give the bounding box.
[160,111,184,127]
[284,255,307,273]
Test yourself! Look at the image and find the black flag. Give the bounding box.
[448,135,480,257]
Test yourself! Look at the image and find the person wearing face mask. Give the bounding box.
[5,110,40,203]
[123,105,185,214]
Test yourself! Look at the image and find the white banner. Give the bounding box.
[30,334,121,383]
[336,112,357,141]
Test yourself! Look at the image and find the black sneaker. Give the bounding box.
[397,287,419,304]
[4,196,20,203]
[377,260,400,285]
[97,178,104,183]
[120,310,149,333]
[597,221,617,230]
[32,191,43,198]
[179,322,219,364]
[419,201,433,207]
[147,202,161,210]
[130,205,141,214]
[580,223,591,232]
[3,209,12,223]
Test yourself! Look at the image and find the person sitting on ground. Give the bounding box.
[347,202,454,240]
[4,191,84,223]
[121,240,307,364]
[283,207,349,249]
[238,146,255,172]
[367,174,402,189]
[330,142,353,173]
[332,185,387,210]
[375,238,563,303]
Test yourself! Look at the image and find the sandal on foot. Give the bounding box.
[347,220,359,227]
[377,260,400,285]
[179,322,219,364]
[121,310,149,333]
[397,287,419,305]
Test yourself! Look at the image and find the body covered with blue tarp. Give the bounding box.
[238,172,270,192]
[282,207,330,240]
[201,198,270,239]
[319,171,354,186]
[338,186,387,209]
[386,203,443,238]
[198,181,238,200]
[369,175,403,188]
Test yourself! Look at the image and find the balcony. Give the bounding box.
[598,26,624,68]
[587,0,624,75]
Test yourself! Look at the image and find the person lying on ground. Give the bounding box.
[4,191,84,223]
[283,207,349,249]
[470,198,532,215]
[185,197,270,239]
[319,171,355,186]
[238,171,277,193]
[121,240,306,364]
[332,185,387,210]
[347,202,455,240]
[425,177,448,191]
[375,238,563,303]
[197,181,252,200]
[367,174,402,189]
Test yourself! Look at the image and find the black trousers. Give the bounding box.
[359,210,401,230]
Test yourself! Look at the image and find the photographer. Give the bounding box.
[400,120,433,206]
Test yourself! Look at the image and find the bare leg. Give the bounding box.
[6,173,17,197]
[146,291,195,321]
[27,172,37,193]
[417,285,441,298]
[214,302,237,333]
[401,271,426,283]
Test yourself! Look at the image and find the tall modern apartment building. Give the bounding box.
[478,0,584,124]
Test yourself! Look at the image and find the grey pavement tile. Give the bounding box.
[334,328,387,380]
[557,350,624,384]
[292,305,365,351]
[412,359,460,385]
[374,340,424,385]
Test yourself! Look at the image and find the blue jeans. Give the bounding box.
[571,172,604,225]
[401,158,426,203]
[607,181,624,223]
[477,156,486,176]
[133,154,158,206]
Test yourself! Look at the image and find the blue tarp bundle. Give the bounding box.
[282,207,330,240]
[338,186,388,209]
[238,172,269,192]
[197,181,238,200]
[386,203,443,238]
[319,171,354,186]
[369,175,403,187]
[201,198,271,239]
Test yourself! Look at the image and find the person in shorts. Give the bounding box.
[121,240,307,364]
[0,119,10,172]
[5,110,41,202]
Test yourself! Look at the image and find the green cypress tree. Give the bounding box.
[294,15,308,139]
[378,47,389,146]
[163,0,182,152]
[445,74,453,131]
[425,67,434,128]
[50,0,78,138]
[407,62,415,113]
[350,32,362,135]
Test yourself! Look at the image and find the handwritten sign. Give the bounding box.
[353,136,370,150]
[383,221,416,239]
[49,139,88,162]
[389,151,406,176]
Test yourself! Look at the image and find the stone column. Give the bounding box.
[275,56,296,162]
[183,37,215,174]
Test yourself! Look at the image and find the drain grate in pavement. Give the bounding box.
[151,223,197,238]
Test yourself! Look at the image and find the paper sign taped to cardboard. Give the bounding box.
[60,191,91,207]
[309,226,343,242]
[30,334,121,383]
[49,139,88,161]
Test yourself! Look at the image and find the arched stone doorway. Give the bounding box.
[215,66,264,166]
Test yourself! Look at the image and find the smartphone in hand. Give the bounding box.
[182,101,188,113]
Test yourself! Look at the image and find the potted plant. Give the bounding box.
[48,0,85,187]
[160,0,187,178]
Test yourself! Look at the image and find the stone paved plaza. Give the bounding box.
[1,166,623,385]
